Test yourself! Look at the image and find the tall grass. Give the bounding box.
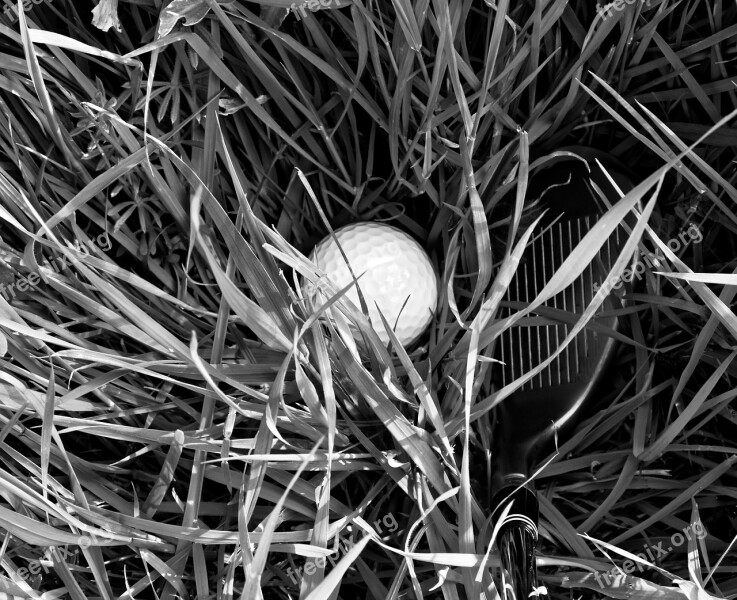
[0,0,733,598]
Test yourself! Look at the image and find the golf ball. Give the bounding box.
[308,222,438,346]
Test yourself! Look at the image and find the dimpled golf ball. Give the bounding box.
[309,222,438,346]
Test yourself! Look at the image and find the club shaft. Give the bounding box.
[492,483,541,600]
[499,525,538,600]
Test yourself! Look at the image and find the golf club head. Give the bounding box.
[490,148,637,600]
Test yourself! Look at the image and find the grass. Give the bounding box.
[0,0,734,598]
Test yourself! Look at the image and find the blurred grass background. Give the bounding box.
[0,0,734,598]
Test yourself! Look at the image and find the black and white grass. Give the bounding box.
[0,2,733,600]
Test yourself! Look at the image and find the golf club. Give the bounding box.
[490,147,637,600]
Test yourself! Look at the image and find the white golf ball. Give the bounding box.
[308,222,438,346]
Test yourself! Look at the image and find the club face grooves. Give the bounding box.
[498,213,625,392]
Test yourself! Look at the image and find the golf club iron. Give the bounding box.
[490,148,636,600]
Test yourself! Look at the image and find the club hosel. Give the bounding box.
[491,482,539,540]
[498,524,540,600]
[492,483,541,600]
[490,426,536,498]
